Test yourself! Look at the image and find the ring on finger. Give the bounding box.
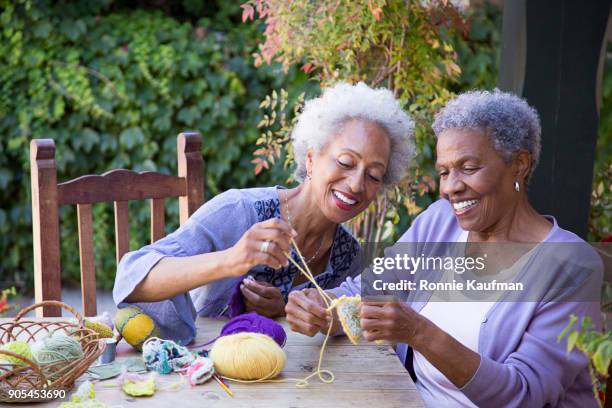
[260,240,270,253]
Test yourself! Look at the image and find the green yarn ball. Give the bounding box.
[0,341,35,365]
[32,331,83,365]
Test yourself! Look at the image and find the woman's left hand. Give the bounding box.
[360,300,425,344]
[240,277,286,318]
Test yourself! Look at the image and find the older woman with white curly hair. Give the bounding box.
[287,89,602,407]
[113,82,414,344]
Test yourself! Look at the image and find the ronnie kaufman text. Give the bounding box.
[372,279,524,292]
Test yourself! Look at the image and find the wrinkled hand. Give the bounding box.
[226,218,297,277]
[285,289,339,337]
[360,300,424,344]
[241,277,285,318]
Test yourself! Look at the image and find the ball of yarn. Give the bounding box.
[32,331,83,365]
[0,341,34,365]
[84,319,114,338]
[220,312,287,347]
[114,306,160,351]
[210,332,286,381]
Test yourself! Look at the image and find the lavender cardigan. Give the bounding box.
[330,199,602,407]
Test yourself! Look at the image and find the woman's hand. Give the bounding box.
[286,289,339,337]
[360,300,426,344]
[240,277,285,318]
[226,218,297,277]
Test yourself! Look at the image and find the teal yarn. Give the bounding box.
[142,337,194,375]
[32,331,84,365]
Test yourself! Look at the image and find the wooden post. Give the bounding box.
[498,0,610,238]
[177,132,204,225]
[30,140,62,317]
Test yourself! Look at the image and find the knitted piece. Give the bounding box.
[328,295,362,345]
[59,381,110,408]
[122,374,156,397]
[186,357,215,386]
[142,338,194,374]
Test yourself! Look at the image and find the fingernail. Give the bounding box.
[240,284,245,290]
[291,229,298,237]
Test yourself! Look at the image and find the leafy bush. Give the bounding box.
[0,0,306,290]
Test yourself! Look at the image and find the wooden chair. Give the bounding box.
[30,133,204,317]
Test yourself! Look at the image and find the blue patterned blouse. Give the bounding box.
[112,186,362,344]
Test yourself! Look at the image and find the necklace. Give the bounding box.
[284,190,325,264]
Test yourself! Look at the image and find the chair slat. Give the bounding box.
[150,198,165,243]
[114,201,129,265]
[58,169,186,205]
[77,203,97,317]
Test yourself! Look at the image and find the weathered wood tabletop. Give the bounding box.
[3,317,424,407]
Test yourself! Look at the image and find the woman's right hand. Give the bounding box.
[226,218,297,277]
[286,289,339,337]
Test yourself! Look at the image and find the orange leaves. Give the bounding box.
[368,1,384,21]
[301,63,314,73]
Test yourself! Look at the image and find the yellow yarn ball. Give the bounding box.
[210,332,286,381]
[114,306,160,351]
[0,341,35,365]
[84,319,114,338]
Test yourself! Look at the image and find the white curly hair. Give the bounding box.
[291,82,415,186]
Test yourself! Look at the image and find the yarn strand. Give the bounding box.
[216,238,341,387]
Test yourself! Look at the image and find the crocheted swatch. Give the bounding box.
[329,295,362,345]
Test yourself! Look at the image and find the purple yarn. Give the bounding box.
[228,278,246,318]
[220,312,287,347]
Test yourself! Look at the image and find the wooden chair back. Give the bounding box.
[30,133,204,317]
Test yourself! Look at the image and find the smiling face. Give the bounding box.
[436,128,521,233]
[307,119,391,224]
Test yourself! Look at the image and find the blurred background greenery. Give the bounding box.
[0,0,609,293]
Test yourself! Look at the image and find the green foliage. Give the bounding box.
[558,314,611,407]
[588,42,612,242]
[0,0,305,290]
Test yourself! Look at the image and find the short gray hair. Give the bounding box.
[432,89,542,181]
[291,82,415,186]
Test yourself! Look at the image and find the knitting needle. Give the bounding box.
[214,374,233,397]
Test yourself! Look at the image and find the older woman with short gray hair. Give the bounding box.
[113,82,414,345]
[287,89,602,407]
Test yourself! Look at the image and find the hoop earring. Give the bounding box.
[514,180,520,192]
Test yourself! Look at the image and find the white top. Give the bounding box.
[413,230,534,407]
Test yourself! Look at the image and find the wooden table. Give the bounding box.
[4,317,424,407]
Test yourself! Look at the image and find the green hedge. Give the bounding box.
[0,0,308,290]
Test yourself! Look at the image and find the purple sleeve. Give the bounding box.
[461,291,601,407]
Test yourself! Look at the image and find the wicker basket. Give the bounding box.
[0,301,106,403]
